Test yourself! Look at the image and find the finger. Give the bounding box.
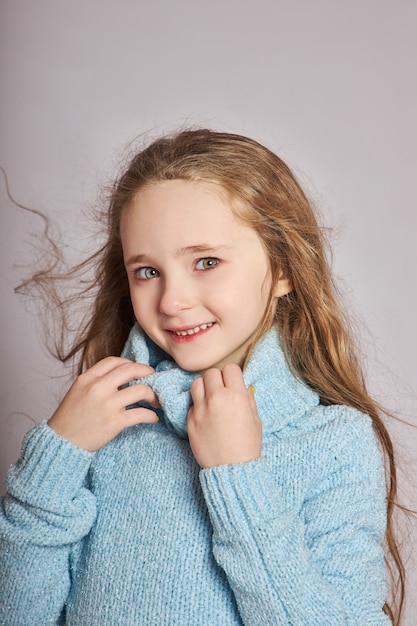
[119,382,161,409]
[84,356,141,378]
[247,384,257,410]
[220,363,245,389]
[101,361,155,389]
[122,406,160,426]
[190,376,205,403]
[200,368,225,394]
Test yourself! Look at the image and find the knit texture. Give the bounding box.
[0,326,390,625]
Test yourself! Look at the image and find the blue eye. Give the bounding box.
[195,258,219,270]
[136,267,159,279]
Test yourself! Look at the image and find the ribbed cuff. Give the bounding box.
[6,420,94,511]
[200,458,288,538]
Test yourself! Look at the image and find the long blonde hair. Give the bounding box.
[17,129,404,622]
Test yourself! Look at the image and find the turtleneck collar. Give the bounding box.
[121,323,319,440]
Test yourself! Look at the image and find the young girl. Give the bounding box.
[0,129,403,624]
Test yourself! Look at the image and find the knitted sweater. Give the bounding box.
[0,326,390,625]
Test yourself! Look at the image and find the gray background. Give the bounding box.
[1,1,416,622]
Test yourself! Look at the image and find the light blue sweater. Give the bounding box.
[0,326,390,625]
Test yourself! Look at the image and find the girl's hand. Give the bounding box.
[187,363,262,469]
[48,357,160,451]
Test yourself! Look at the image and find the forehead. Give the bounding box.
[121,179,255,246]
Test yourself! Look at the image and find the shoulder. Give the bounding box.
[311,403,376,440]
[311,405,386,486]
[276,402,380,452]
[308,405,385,477]
[264,405,387,502]
[311,404,383,465]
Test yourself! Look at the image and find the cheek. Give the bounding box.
[129,289,151,323]
[218,277,267,320]
[248,268,272,307]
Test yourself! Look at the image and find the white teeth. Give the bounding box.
[174,323,213,336]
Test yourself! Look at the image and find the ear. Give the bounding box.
[273,275,292,298]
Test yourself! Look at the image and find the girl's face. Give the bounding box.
[121,179,289,373]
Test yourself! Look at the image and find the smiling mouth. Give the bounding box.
[169,322,215,336]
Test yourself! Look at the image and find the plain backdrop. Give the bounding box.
[1,0,416,623]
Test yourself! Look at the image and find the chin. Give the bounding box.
[174,357,219,374]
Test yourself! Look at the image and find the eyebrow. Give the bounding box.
[125,244,230,267]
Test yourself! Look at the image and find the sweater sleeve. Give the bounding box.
[199,412,391,626]
[0,421,96,626]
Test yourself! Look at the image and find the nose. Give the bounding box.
[158,275,195,316]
